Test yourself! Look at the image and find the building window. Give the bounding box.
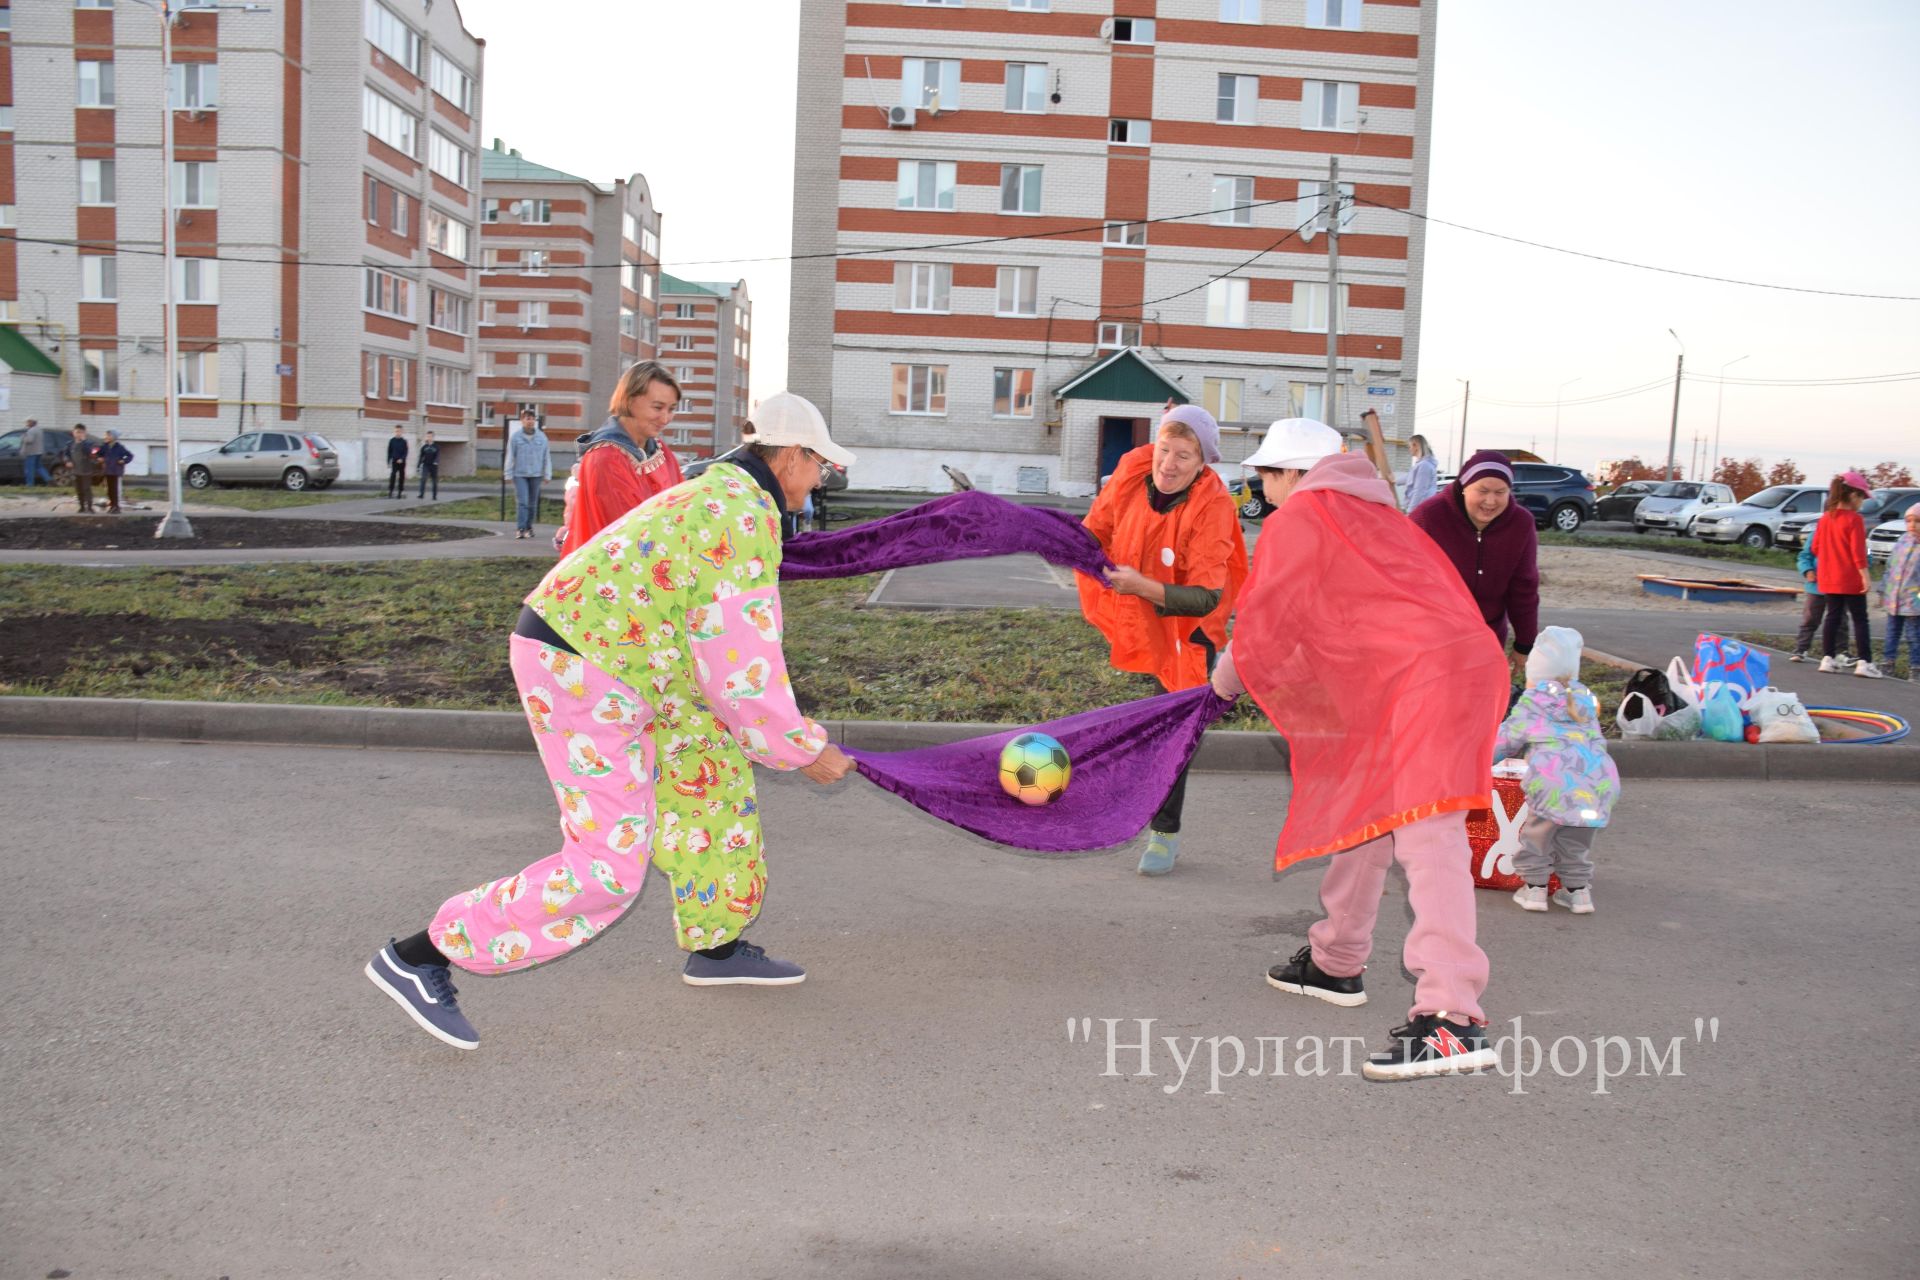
[364,352,381,397]
[78,61,115,108]
[1108,119,1150,145]
[1104,220,1146,247]
[1211,174,1254,226]
[491,197,553,224]
[1307,0,1362,31]
[521,250,550,275]
[1298,178,1356,233]
[429,131,472,187]
[992,367,1035,418]
[642,227,659,258]
[77,0,116,8]
[996,265,1038,316]
[365,1,424,76]
[1010,0,1050,9]
[0,205,12,229]
[363,89,419,155]
[386,356,410,401]
[1217,74,1257,124]
[1292,282,1349,334]
[1221,0,1262,21]
[1203,377,1244,422]
[168,63,220,110]
[426,363,467,406]
[1206,278,1250,327]
[82,350,119,396]
[893,262,952,313]
[81,255,117,302]
[177,351,219,399]
[641,271,655,301]
[425,208,471,260]
[676,365,693,383]
[641,314,658,344]
[522,353,548,380]
[674,335,695,351]
[620,307,637,337]
[0,107,12,132]
[430,50,474,113]
[901,58,960,112]
[175,257,219,303]
[621,261,640,292]
[1000,164,1043,214]
[673,302,696,319]
[428,287,470,334]
[79,159,116,206]
[1303,80,1360,131]
[897,160,957,211]
[172,162,218,208]
[622,210,640,243]
[1005,63,1047,113]
[363,266,413,319]
[518,300,549,328]
[890,364,948,415]
[1112,17,1154,43]
[1097,322,1141,350]
[1290,382,1338,422]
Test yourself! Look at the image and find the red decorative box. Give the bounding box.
[1464,768,1561,893]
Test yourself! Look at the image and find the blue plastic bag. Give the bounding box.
[1694,634,1771,700]
[1701,687,1746,742]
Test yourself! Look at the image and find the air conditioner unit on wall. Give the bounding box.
[887,105,916,128]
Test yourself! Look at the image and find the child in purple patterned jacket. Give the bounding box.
[1491,626,1620,916]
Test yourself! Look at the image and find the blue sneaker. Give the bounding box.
[681,940,806,987]
[1137,830,1181,876]
[365,941,479,1050]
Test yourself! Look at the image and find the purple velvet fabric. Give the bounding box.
[845,686,1233,852]
[780,491,1115,581]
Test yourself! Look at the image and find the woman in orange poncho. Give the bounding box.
[1210,418,1507,1082]
[1079,404,1248,875]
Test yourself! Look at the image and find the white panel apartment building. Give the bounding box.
[475,141,663,464]
[659,275,752,459]
[789,0,1435,495]
[1,0,485,480]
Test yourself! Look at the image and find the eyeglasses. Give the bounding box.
[804,449,832,482]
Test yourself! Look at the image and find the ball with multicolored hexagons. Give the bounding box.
[998,731,1071,806]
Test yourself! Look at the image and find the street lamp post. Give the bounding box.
[1663,328,1685,481]
[1553,376,1582,463]
[1711,354,1749,484]
[1454,377,1471,472]
[129,0,269,539]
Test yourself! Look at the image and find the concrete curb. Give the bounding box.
[2,696,1915,781]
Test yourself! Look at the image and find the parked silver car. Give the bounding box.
[1868,518,1907,563]
[1690,483,1826,550]
[1633,481,1736,536]
[181,431,340,491]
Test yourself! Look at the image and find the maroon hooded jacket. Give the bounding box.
[1409,451,1541,654]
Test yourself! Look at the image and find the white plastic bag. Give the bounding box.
[1665,656,1703,710]
[1742,687,1819,745]
[1617,691,1663,739]
[1653,704,1702,741]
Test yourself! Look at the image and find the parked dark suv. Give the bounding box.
[1509,463,1596,532]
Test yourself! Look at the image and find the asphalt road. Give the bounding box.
[2,739,1914,1278]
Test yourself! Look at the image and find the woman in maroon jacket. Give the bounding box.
[1409,450,1540,685]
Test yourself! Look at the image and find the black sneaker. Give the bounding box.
[1361,1013,1496,1081]
[1265,945,1366,1007]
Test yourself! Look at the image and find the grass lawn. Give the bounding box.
[398,495,567,523]
[0,560,1630,732]
[1544,530,1798,572]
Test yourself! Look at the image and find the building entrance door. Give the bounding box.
[1098,416,1150,487]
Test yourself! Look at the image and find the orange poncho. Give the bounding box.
[1078,445,1249,692]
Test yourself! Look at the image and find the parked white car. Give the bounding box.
[1633,481,1736,536]
[1868,518,1906,563]
[1691,483,1827,549]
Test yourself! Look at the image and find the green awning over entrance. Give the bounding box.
[0,327,61,376]
[1053,347,1187,405]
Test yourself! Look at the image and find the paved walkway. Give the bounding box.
[0,737,1909,1278]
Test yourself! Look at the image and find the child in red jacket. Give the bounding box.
[1810,470,1884,679]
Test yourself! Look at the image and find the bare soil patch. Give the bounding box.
[0,516,489,551]
[1538,546,1798,614]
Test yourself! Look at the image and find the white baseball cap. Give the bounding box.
[1242,418,1343,471]
[749,391,856,468]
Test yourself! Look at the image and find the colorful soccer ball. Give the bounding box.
[999,731,1071,806]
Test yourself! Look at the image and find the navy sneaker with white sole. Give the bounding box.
[681,940,806,987]
[1361,1013,1496,1081]
[365,941,479,1050]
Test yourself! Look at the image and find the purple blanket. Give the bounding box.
[845,686,1233,852]
[781,490,1115,581]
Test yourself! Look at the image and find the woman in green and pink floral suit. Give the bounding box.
[366,394,856,1050]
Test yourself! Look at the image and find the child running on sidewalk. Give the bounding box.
[1491,626,1620,915]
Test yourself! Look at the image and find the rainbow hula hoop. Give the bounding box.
[1805,706,1911,745]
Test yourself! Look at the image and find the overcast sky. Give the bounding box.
[457,0,1919,480]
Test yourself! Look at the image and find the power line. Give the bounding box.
[1351,196,1920,302]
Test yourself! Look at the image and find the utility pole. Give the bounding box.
[1711,353,1749,483]
[1322,157,1341,429]
[1663,328,1685,481]
[1455,378,1471,471]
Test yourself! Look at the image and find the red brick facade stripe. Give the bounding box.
[1151,119,1413,158]
[1346,284,1405,309]
[1153,223,1408,259]
[75,9,113,45]
[178,306,219,339]
[481,223,595,242]
[846,2,1102,38]
[76,207,115,249]
[1249,277,1294,304]
[367,136,420,177]
[1360,83,1417,108]
[840,207,1102,243]
[842,104,1106,141]
[76,110,114,146]
[1155,19,1417,59]
[364,313,416,341]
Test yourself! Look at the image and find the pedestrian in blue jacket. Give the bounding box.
[1789,543,1824,663]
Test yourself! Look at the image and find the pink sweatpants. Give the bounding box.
[1306,810,1489,1024]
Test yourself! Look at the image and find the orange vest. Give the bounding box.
[1078,445,1249,691]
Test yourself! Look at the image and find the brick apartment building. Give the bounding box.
[476,140,663,465]
[659,274,752,458]
[0,0,486,481]
[788,0,1435,495]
